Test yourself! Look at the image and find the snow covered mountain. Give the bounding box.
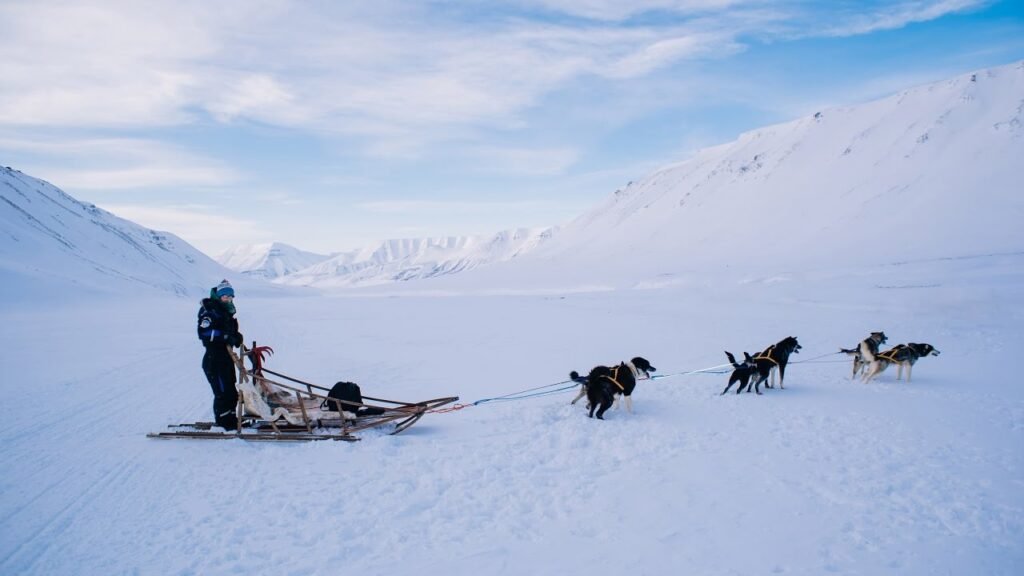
[446,60,1024,290]
[0,166,232,299]
[274,227,555,287]
[217,242,333,280]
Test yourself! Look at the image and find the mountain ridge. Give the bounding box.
[0,166,233,299]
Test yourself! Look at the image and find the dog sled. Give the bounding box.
[148,345,458,442]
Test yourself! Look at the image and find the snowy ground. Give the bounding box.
[2,254,1022,575]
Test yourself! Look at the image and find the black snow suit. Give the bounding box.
[197,298,243,429]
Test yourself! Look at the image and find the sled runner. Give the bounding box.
[148,345,458,442]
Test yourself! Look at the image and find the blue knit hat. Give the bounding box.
[215,279,235,298]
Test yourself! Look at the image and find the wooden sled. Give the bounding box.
[149,346,457,442]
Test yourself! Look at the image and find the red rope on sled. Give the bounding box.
[427,403,470,413]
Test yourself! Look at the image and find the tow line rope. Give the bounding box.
[428,380,578,413]
[791,351,847,364]
[429,350,848,413]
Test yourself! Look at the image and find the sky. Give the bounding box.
[1,0,1022,256]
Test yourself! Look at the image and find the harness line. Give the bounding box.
[428,350,844,413]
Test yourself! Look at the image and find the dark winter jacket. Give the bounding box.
[197,298,242,348]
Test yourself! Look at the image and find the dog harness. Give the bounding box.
[876,346,905,363]
[596,362,647,392]
[755,345,780,366]
[600,364,627,391]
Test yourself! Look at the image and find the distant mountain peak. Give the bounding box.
[217,242,333,280]
[271,227,556,288]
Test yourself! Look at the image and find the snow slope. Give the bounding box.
[0,166,232,299]
[412,61,1024,292]
[217,242,333,280]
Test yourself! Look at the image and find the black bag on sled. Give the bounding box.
[321,381,385,416]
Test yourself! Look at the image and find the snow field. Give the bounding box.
[2,256,1022,574]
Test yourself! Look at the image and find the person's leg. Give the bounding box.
[203,350,238,430]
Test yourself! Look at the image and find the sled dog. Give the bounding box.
[863,343,940,383]
[569,357,656,419]
[721,351,758,395]
[750,336,802,393]
[840,331,887,379]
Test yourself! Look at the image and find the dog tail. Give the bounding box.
[839,347,858,355]
[725,351,740,368]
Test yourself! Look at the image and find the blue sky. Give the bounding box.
[1,0,1022,255]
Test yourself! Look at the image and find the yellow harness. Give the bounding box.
[600,364,627,391]
[877,347,903,363]
[755,345,780,366]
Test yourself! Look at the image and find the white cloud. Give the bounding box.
[516,0,750,22]
[0,1,755,139]
[0,0,995,157]
[205,74,307,124]
[0,134,240,190]
[43,166,237,191]
[356,199,561,214]
[797,0,989,38]
[101,203,269,247]
[464,146,581,177]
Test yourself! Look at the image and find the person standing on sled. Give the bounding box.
[197,280,244,430]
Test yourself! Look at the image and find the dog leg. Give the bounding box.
[595,399,612,420]
[863,362,882,384]
[570,386,586,405]
[625,395,633,414]
[906,363,913,383]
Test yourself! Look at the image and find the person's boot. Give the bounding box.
[216,411,239,431]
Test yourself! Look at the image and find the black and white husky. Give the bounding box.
[840,331,887,379]
[862,342,940,383]
[569,357,656,419]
